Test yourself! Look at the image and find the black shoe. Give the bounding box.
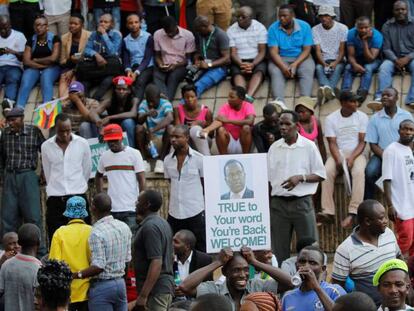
[356,89,368,105]
[1,98,14,112]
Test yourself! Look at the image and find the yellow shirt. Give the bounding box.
[49,219,92,303]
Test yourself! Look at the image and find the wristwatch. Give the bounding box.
[77,271,83,279]
[208,62,212,68]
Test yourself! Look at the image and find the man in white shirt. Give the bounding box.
[0,15,26,110]
[383,119,414,258]
[227,6,267,103]
[41,113,92,241]
[164,125,205,251]
[312,6,348,105]
[267,110,326,263]
[96,123,146,230]
[319,91,368,228]
[40,0,71,36]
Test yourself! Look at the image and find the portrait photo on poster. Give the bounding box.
[220,158,254,200]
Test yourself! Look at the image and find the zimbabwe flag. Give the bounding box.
[34,99,62,129]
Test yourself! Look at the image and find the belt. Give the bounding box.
[90,277,122,284]
[49,194,86,201]
[5,168,34,174]
[112,211,135,216]
[274,195,310,202]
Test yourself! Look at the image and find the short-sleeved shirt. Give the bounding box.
[0,254,41,311]
[268,18,313,58]
[97,146,144,212]
[312,21,348,61]
[218,101,256,140]
[138,98,173,137]
[27,35,60,59]
[195,26,229,61]
[332,227,400,306]
[63,98,100,134]
[324,109,368,153]
[282,281,346,311]
[134,214,174,295]
[347,27,383,63]
[154,26,195,64]
[382,142,414,220]
[365,107,413,150]
[0,29,26,68]
[227,19,267,60]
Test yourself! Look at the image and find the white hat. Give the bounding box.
[318,5,336,17]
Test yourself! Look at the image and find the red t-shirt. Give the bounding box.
[121,0,138,12]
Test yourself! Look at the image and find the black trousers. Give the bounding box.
[168,212,206,252]
[132,67,153,103]
[69,301,88,311]
[143,4,176,34]
[374,0,397,30]
[340,0,375,29]
[46,194,89,244]
[9,2,41,39]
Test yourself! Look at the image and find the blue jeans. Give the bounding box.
[16,66,60,108]
[195,66,227,98]
[342,59,381,92]
[0,65,22,101]
[88,279,127,311]
[364,155,382,200]
[94,7,121,31]
[375,59,414,104]
[315,62,344,89]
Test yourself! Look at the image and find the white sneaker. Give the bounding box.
[323,86,336,101]
[143,160,151,173]
[154,159,164,174]
[269,98,288,113]
[316,86,324,106]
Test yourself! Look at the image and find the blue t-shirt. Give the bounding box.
[347,27,383,63]
[282,281,346,311]
[268,18,313,58]
[138,98,173,137]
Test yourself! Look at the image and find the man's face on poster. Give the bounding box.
[225,162,246,194]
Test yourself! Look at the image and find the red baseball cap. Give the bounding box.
[103,124,123,141]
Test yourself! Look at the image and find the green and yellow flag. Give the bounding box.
[34,98,62,129]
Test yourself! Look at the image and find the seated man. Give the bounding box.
[268,4,315,105]
[136,84,173,174]
[282,246,346,311]
[319,91,368,228]
[312,6,348,105]
[341,16,382,104]
[201,86,255,154]
[0,15,26,111]
[179,247,293,311]
[191,16,230,97]
[153,16,195,101]
[84,76,139,148]
[372,1,414,110]
[227,6,267,103]
[364,88,413,200]
[80,13,122,101]
[252,104,281,153]
[373,259,413,311]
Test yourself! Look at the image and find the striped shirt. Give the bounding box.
[332,227,400,305]
[227,19,267,60]
[89,215,132,280]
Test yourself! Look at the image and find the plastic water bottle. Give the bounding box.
[174,270,187,301]
[148,140,159,159]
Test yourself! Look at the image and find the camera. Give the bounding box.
[185,64,204,83]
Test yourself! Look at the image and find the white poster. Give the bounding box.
[204,153,271,253]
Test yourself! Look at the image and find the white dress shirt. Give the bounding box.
[230,186,247,199]
[41,134,92,197]
[267,134,326,197]
[177,251,193,281]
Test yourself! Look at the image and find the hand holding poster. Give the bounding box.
[203,154,271,253]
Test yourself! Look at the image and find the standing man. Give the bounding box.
[332,200,401,306]
[72,192,132,311]
[0,107,44,247]
[372,1,414,110]
[268,5,315,105]
[340,0,374,29]
[96,123,146,229]
[0,232,20,269]
[238,0,282,28]
[267,110,326,263]
[319,91,369,228]
[9,0,41,38]
[196,0,232,31]
[364,88,413,200]
[164,125,205,252]
[383,119,414,258]
[41,0,72,36]
[41,113,92,241]
[133,190,174,311]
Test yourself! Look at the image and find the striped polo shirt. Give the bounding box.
[332,227,400,305]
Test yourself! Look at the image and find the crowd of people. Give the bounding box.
[1,0,414,310]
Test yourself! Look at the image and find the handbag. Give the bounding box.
[75,56,122,80]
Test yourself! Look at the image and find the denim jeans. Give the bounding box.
[364,155,382,200]
[16,66,60,108]
[195,66,227,98]
[94,7,121,31]
[341,59,381,92]
[375,59,414,104]
[315,62,344,89]
[0,65,22,101]
[112,211,137,234]
[88,279,127,311]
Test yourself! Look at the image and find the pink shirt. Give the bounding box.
[298,115,319,142]
[218,101,256,140]
[177,104,209,125]
[153,27,196,65]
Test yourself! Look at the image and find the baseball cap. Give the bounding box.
[6,107,24,118]
[113,76,133,86]
[68,81,85,93]
[318,5,336,17]
[103,124,123,141]
[372,259,408,286]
